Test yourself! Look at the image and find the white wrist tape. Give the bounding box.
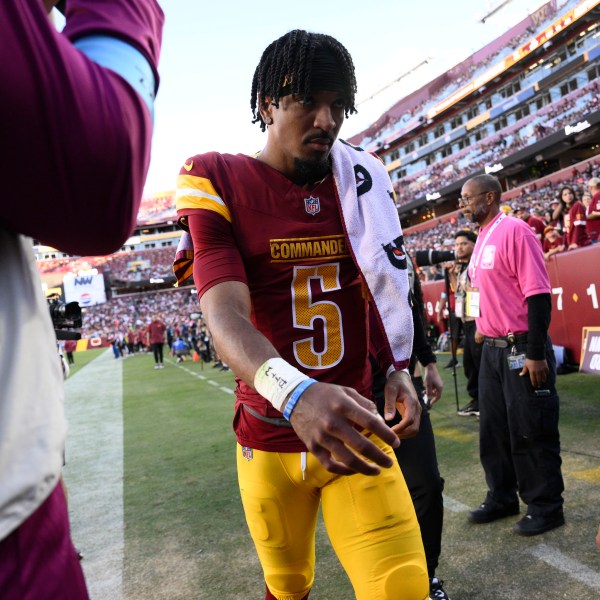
[254,358,309,412]
[386,365,410,379]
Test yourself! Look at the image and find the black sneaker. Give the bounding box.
[443,358,458,369]
[457,400,479,417]
[512,512,565,536]
[468,499,519,523]
[429,577,451,600]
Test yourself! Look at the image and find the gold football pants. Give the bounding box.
[237,438,428,600]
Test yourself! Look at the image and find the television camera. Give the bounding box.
[48,294,82,340]
[414,249,456,267]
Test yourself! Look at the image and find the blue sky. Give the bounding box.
[134,0,549,193]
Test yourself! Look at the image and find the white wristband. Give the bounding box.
[386,365,410,379]
[254,358,309,412]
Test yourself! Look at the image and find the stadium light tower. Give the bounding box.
[480,0,514,23]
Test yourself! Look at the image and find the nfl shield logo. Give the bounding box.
[304,196,320,216]
[242,446,253,461]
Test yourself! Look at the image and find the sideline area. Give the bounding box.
[61,349,600,599]
[64,349,124,600]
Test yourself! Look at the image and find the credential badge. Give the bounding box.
[304,196,320,216]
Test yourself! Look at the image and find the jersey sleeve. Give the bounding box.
[186,212,247,299]
[62,0,163,87]
[176,156,247,299]
[569,202,591,246]
[0,0,164,256]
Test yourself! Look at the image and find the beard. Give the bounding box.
[293,156,330,186]
[469,203,489,224]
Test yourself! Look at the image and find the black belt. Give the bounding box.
[483,333,528,348]
[243,404,293,428]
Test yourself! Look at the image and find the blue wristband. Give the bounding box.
[283,378,317,421]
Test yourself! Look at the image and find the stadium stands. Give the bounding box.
[347,0,600,227]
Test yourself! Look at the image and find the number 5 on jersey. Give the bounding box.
[291,264,344,369]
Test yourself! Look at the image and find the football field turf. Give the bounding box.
[63,349,600,599]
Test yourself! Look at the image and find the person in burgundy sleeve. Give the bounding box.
[559,185,591,249]
[515,206,545,243]
[586,177,600,243]
[175,30,427,600]
[0,1,163,598]
[148,314,167,368]
[461,174,564,538]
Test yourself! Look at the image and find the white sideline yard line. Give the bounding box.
[442,494,470,513]
[528,543,600,592]
[63,349,124,600]
[171,360,235,394]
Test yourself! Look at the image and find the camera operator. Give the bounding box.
[447,230,482,417]
[0,1,163,597]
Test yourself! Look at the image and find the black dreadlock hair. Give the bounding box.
[250,30,358,132]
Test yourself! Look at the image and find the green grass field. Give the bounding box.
[63,349,600,599]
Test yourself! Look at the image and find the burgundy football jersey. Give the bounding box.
[178,152,374,451]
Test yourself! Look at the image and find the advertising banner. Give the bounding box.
[63,272,107,306]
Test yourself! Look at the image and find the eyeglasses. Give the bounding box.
[458,191,489,206]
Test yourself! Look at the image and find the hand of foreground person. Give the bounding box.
[288,382,400,476]
[383,370,422,436]
[423,363,444,406]
[520,358,549,388]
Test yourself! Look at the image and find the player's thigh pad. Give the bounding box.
[237,445,320,599]
[322,437,429,600]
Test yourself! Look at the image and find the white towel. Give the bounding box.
[331,140,413,370]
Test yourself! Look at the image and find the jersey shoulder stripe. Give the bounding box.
[176,173,231,223]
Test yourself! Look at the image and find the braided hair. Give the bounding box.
[250,30,358,131]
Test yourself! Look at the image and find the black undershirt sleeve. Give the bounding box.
[526,293,551,360]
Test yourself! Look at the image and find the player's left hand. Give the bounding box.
[520,358,549,388]
[383,370,421,437]
[423,363,443,406]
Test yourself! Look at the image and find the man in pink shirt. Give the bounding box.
[460,174,564,537]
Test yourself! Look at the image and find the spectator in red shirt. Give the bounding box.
[515,206,545,243]
[63,339,77,365]
[560,186,591,249]
[586,177,600,243]
[542,226,566,261]
[148,315,166,369]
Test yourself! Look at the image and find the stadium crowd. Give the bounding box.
[56,163,599,345]
[39,247,176,282]
[359,0,571,151]
[393,81,600,205]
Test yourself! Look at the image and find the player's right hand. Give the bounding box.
[288,382,399,476]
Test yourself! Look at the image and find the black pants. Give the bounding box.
[479,336,564,516]
[372,364,444,578]
[462,320,482,401]
[151,342,164,364]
